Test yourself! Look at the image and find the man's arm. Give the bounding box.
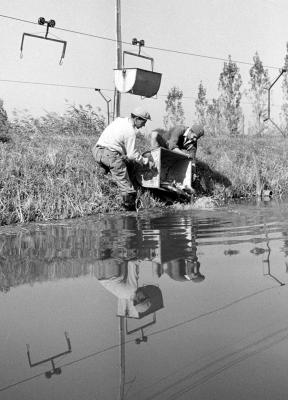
[125,135,150,165]
[168,126,192,157]
[172,147,190,157]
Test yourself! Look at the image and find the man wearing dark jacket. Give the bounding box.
[150,124,204,164]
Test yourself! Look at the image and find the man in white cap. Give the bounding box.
[92,106,155,210]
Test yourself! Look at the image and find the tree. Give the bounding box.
[195,81,208,127]
[218,55,243,135]
[163,87,185,129]
[248,52,270,135]
[205,98,222,136]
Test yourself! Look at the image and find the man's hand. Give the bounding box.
[148,160,157,170]
[191,162,198,182]
[121,155,129,163]
[186,153,195,161]
[143,158,156,170]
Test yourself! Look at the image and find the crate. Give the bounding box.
[136,147,192,190]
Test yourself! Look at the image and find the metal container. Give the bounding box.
[114,68,162,98]
[136,147,192,190]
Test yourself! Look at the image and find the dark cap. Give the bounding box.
[190,124,204,138]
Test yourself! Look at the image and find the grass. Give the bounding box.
[1,106,288,226]
[197,134,288,199]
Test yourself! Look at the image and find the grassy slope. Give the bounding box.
[1,114,288,225]
[197,135,288,199]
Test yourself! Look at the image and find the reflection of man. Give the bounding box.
[165,258,205,283]
[96,261,163,318]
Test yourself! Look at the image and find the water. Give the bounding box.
[1,199,288,400]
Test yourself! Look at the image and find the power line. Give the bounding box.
[144,45,279,70]
[0,78,113,92]
[0,283,284,394]
[0,78,284,109]
[0,13,281,70]
[0,14,117,43]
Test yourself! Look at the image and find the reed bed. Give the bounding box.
[1,108,288,226]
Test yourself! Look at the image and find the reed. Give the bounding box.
[1,108,288,226]
[0,106,122,226]
[197,135,288,199]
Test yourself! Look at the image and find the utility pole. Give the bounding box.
[116,5,124,393]
[115,0,122,118]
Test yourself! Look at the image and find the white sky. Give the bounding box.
[0,0,287,129]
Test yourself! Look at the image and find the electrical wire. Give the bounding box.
[0,78,113,92]
[0,78,283,108]
[0,13,285,113]
[0,282,285,394]
[0,13,281,70]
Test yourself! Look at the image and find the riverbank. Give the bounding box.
[1,113,288,226]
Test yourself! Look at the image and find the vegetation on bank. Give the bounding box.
[1,44,288,226]
[1,105,288,226]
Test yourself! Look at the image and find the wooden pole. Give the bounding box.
[115,0,122,118]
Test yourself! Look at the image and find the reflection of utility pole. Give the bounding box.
[26,332,72,379]
[119,315,152,400]
[115,0,122,118]
[118,317,137,400]
[119,316,125,400]
[95,88,111,125]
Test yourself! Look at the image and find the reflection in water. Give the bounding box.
[224,249,239,256]
[97,262,164,319]
[26,332,72,379]
[1,202,288,399]
[0,214,208,292]
[262,226,285,286]
[249,223,286,286]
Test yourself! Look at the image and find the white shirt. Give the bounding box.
[97,261,140,318]
[96,117,148,165]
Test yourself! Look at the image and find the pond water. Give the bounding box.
[1,199,288,400]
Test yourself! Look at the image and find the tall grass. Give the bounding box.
[1,105,288,226]
[197,135,288,199]
[0,105,122,225]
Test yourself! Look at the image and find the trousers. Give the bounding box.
[92,145,136,195]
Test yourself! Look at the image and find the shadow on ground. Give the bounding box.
[196,160,232,196]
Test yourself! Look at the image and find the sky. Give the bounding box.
[0,0,288,130]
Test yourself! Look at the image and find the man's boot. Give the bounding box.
[121,193,136,211]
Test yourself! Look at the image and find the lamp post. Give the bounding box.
[264,68,287,136]
[95,89,111,125]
